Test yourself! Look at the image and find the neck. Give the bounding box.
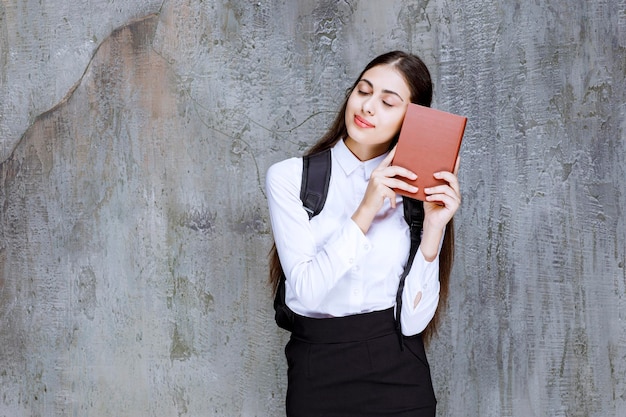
[343,138,389,161]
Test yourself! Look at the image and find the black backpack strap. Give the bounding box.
[394,196,425,349]
[300,148,332,219]
[274,148,332,331]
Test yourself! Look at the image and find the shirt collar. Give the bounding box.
[333,139,388,180]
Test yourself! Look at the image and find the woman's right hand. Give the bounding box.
[351,146,418,234]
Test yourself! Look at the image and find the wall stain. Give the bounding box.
[75,266,97,320]
[170,323,193,361]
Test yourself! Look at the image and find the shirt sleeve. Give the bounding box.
[266,159,372,311]
[399,233,444,336]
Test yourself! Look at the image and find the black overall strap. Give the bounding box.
[395,197,425,350]
[300,148,332,218]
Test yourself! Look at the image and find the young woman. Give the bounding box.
[266,51,460,417]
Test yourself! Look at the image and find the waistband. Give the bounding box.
[290,307,397,344]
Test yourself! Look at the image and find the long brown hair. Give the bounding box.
[269,51,454,345]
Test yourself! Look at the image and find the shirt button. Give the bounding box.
[353,265,360,272]
[348,258,354,265]
[363,244,370,251]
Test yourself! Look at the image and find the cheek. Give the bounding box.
[386,112,406,133]
[346,92,360,112]
[344,96,356,120]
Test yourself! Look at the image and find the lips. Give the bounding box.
[354,115,375,128]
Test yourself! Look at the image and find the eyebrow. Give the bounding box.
[359,78,405,102]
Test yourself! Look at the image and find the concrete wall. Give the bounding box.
[1,1,624,416]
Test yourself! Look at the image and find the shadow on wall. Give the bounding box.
[0,12,279,416]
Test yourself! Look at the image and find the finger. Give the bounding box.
[380,177,418,194]
[453,155,461,175]
[425,191,460,212]
[433,170,457,183]
[425,183,461,202]
[425,179,461,201]
[371,161,417,180]
[378,165,417,181]
[432,171,460,194]
[377,145,397,168]
[426,192,460,209]
[376,186,400,209]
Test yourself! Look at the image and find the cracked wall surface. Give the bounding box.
[1,0,625,416]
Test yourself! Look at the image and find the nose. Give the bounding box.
[362,97,374,115]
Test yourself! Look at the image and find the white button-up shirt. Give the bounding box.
[266,139,441,335]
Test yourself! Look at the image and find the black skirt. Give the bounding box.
[285,308,436,417]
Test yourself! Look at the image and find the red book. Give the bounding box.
[392,103,467,201]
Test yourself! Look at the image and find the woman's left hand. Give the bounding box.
[423,156,461,227]
[418,156,461,261]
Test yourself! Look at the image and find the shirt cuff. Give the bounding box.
[414,247,440,290]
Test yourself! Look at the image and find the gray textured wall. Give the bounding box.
[1,1,624,416]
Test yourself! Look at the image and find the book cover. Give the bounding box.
[392,103,467,201]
